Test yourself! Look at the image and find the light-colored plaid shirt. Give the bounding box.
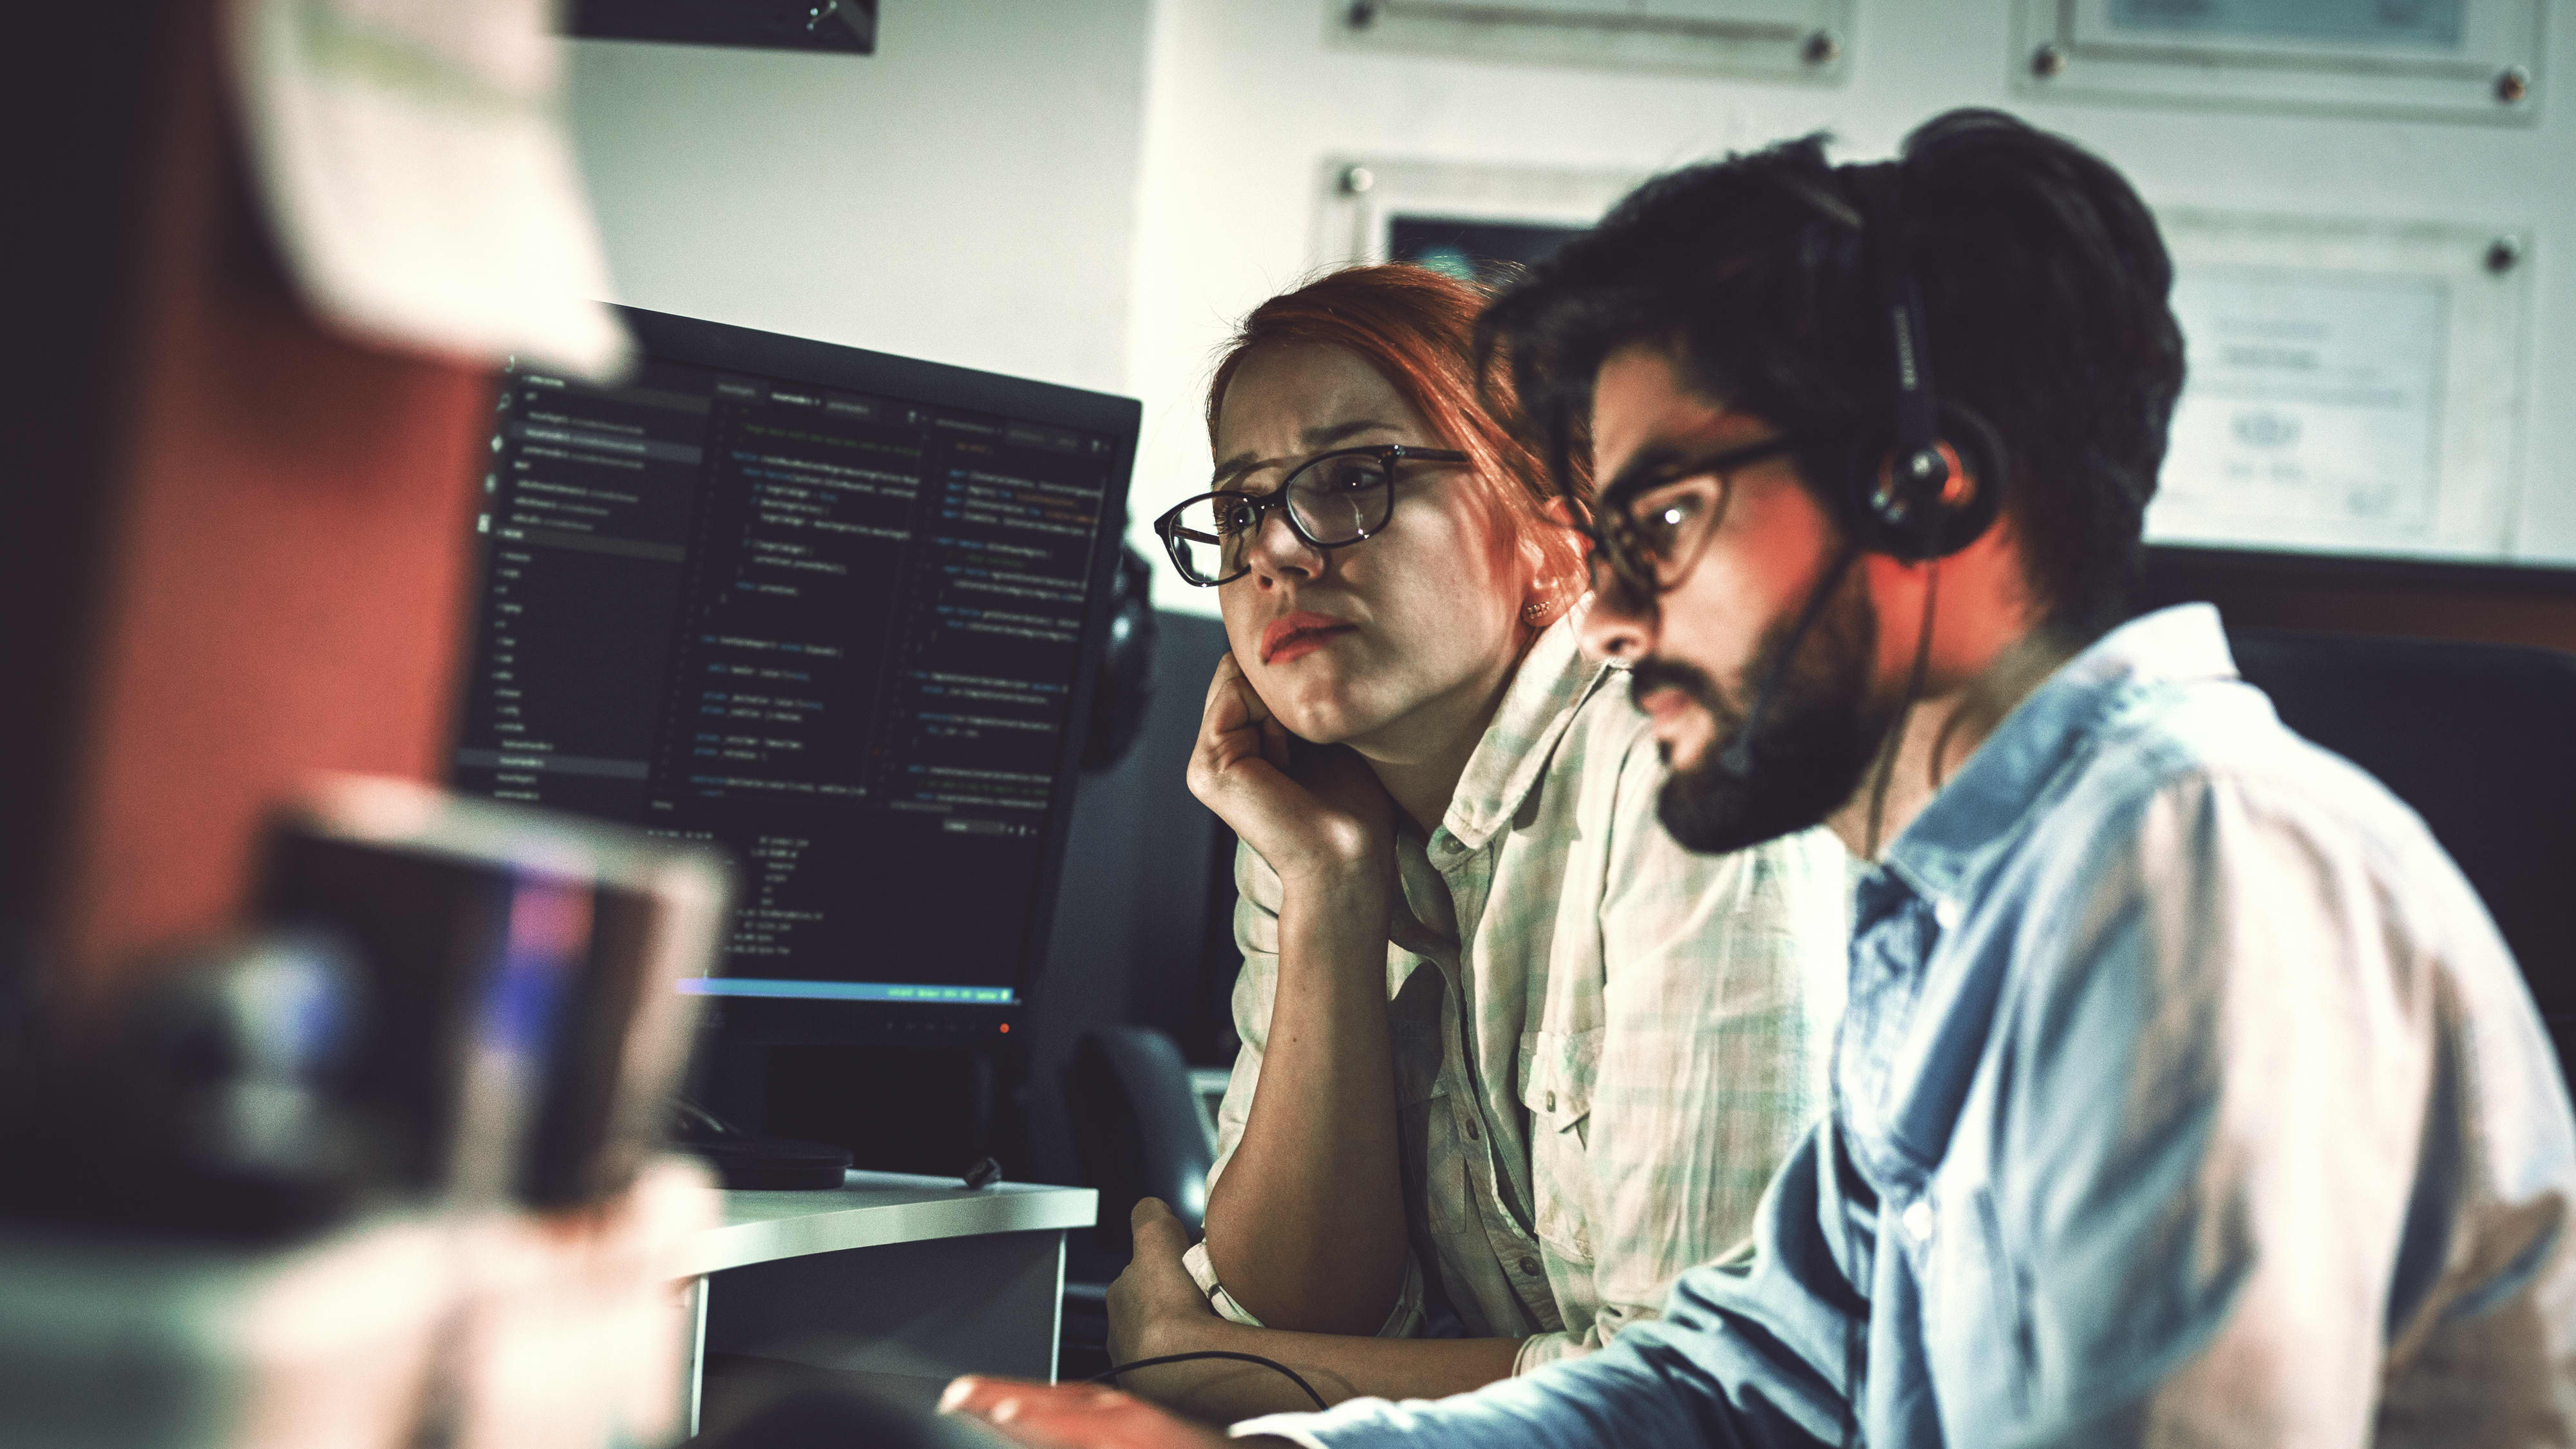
[1184,605,1852,1373]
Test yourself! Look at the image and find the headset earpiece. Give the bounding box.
[1859,402,2005,562]
[1848,171,2005,564]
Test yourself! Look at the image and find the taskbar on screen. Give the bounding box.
[676,978,1017,1005]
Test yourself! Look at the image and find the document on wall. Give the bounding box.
[2150,267,2448,549]
[2144,208,2531,560]
[2107,0,2466,48]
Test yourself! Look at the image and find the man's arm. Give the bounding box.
[1227,1128,1862,1449]
[976,1136,1859,1449]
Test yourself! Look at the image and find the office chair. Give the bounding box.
[1058,1026,1217,1377]
[2227,627,2576,1070]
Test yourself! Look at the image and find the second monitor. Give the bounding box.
[449,306,1141,1044]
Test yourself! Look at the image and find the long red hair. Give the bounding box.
[1204,264,1590,626]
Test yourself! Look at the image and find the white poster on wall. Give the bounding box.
[2157,269,2448,545]
[2014,0,2542,124]
[2146,210,2532,560]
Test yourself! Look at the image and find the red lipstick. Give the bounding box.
[1260,611,1356,665]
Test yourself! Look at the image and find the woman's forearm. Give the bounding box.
[1201,862,1407,1336]
[1121,1320,1524,1423]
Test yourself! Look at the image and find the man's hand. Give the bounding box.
[1108,1198,1220,1371]
[939,1378,1227,1449]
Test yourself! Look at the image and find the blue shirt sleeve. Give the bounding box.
[1235,1122,1861,1449]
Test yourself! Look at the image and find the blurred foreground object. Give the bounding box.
[2,0,628,1019]
[258,776,732,1209]
[0,1157,717,1449]
[0,779,733,1445]
[225,0,632,377]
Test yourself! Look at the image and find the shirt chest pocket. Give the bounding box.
[1517,1027,1602,1262]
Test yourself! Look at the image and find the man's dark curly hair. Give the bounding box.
[1477,108,2185,641]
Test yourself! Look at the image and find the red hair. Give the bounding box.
[1204,264,1589,626]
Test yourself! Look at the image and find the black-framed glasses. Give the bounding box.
[1153,444,1471,587]
[1586,435,1801,602]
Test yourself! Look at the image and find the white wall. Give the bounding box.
[562,3,2576,620]
[1122,1,2576,614]
[566,0,1155,395]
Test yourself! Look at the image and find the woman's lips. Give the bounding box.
[1260,611,1357,665]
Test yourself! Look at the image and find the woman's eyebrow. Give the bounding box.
[1209,419,1408,488]
[1300,418,1402,450]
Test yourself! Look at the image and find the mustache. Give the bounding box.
[1629,657,1736,724]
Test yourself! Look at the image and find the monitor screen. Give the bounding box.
[448,306,1138,1037]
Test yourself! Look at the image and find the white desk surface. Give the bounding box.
[675,1170,1097,1279]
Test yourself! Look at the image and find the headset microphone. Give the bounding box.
[1716,538,1863,779]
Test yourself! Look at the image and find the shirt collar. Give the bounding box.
[1434,599,1619,860]
[1872,603,2239,911]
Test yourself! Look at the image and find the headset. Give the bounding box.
[1714,161,2006,782]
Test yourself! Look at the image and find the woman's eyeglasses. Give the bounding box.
[1584,435,1801,603]
[1153,444,1470,587]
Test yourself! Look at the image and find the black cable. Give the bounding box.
[1091,1351,1330,1412]
[1863,558,1940,858]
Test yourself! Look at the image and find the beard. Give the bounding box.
[1640,570,1894,856]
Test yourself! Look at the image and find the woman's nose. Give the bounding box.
[1245,503,1323,583]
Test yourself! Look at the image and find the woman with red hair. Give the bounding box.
[1115,265,1848,1416]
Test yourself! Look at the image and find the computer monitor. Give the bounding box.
[448,305,1139,1046]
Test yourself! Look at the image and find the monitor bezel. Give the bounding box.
[450,304,1141,1045]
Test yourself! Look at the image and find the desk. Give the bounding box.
[674,1171,1098,1431]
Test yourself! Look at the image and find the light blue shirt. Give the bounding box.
[1240,605,2576,1448]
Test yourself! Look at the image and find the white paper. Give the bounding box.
[2151,267,2450,548]
[226,0,632,380]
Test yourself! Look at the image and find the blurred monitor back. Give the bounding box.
[448,305,1139,1049]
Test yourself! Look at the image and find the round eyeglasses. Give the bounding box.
[1153,444,1470,587]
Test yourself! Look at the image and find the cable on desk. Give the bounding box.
[1092,1351,1329,1411]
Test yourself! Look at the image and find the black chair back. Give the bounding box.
[1063,1025,1214,1255]
[2228,628,2576,1067]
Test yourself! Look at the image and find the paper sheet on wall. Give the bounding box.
[2149,267,2450,550]
[225,0,632,380]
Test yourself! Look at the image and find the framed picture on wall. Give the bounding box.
[2146,208,2536,560]
[1316,156,1640,284]
[2012,0,2543,123]
[1332,0,1852,80]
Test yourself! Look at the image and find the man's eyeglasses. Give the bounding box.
[1586,435,1801,603]
[1153,444,1470,587]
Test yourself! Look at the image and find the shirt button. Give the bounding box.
[1464,1119,1481,1142]
[1519,1256,1541,1276]
[1902,1200,1935,1242]
[1933,898,1962,931]
[1544,1090,1557,1112]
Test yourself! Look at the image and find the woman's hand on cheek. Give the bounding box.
[1186,654,1395,891]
